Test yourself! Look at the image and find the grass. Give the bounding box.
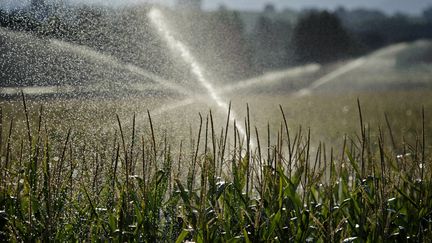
[0,92,431,242]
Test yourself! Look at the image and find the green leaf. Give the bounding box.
[395,187,419,209]
[243,228,252,243]
[152,170,166,187]
[215,181,229,201]
[267,211,281,240]
[175,179,191,206]
[346,151,360,177]
[175,229,190,243]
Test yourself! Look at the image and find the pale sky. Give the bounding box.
[2,0,432,15]
[204,0,432,15]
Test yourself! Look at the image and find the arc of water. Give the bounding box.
[99,40,414,132]
[0,86,64,96]
[148,64,321,116]
[148,45,387,115]
[294,42,410,98]
[219,63,321,94]
[50,39,191,96]
[146,56,366,116]
[148,8,254,148]
[151,97,196,116]
[293,57,367,97]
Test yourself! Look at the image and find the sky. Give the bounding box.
[2,0,432,15]
[203,0,432,15]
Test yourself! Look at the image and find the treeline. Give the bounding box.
[337,8,432,49]
[250,6,432,68]
[1,3,432,79]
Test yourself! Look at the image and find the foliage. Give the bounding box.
[424,6,432,23]
[0,94,431,241]
[292,10,356,64]
[336,7,432,51]
[252,16,293,70]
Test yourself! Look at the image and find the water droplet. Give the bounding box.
[342,105,350,113]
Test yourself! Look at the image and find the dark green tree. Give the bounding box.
[7,10,40,32]
[423,6,432,23]
[208,9,256,80]
[253,16,293,70]
[292,10,354,64]
[0,9,8,27]
[72,6,106,46]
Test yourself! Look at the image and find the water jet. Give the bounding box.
[148,7,254,148]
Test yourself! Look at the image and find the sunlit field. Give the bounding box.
[1,88,431,241]
[1,2,432,241]
[2,89,431,148]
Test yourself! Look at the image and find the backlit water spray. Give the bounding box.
[149,8,254,148]
[294,42,409,97]
[50,39,191,96]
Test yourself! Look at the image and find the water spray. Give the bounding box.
[294,42,410,98]
[148,8,255,148]
[50,39,191,96]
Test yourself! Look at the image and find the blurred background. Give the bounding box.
[1,0,432,146]
[1,0,431,88]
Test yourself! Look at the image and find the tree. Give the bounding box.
[73,6,106,46]
[292,10,354,64]
[264,4,276,14]
[423,6,432,23]
[253,16,293,70]
[207,9,256,80]
[7,10,40,32]
[0,9,9,27]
